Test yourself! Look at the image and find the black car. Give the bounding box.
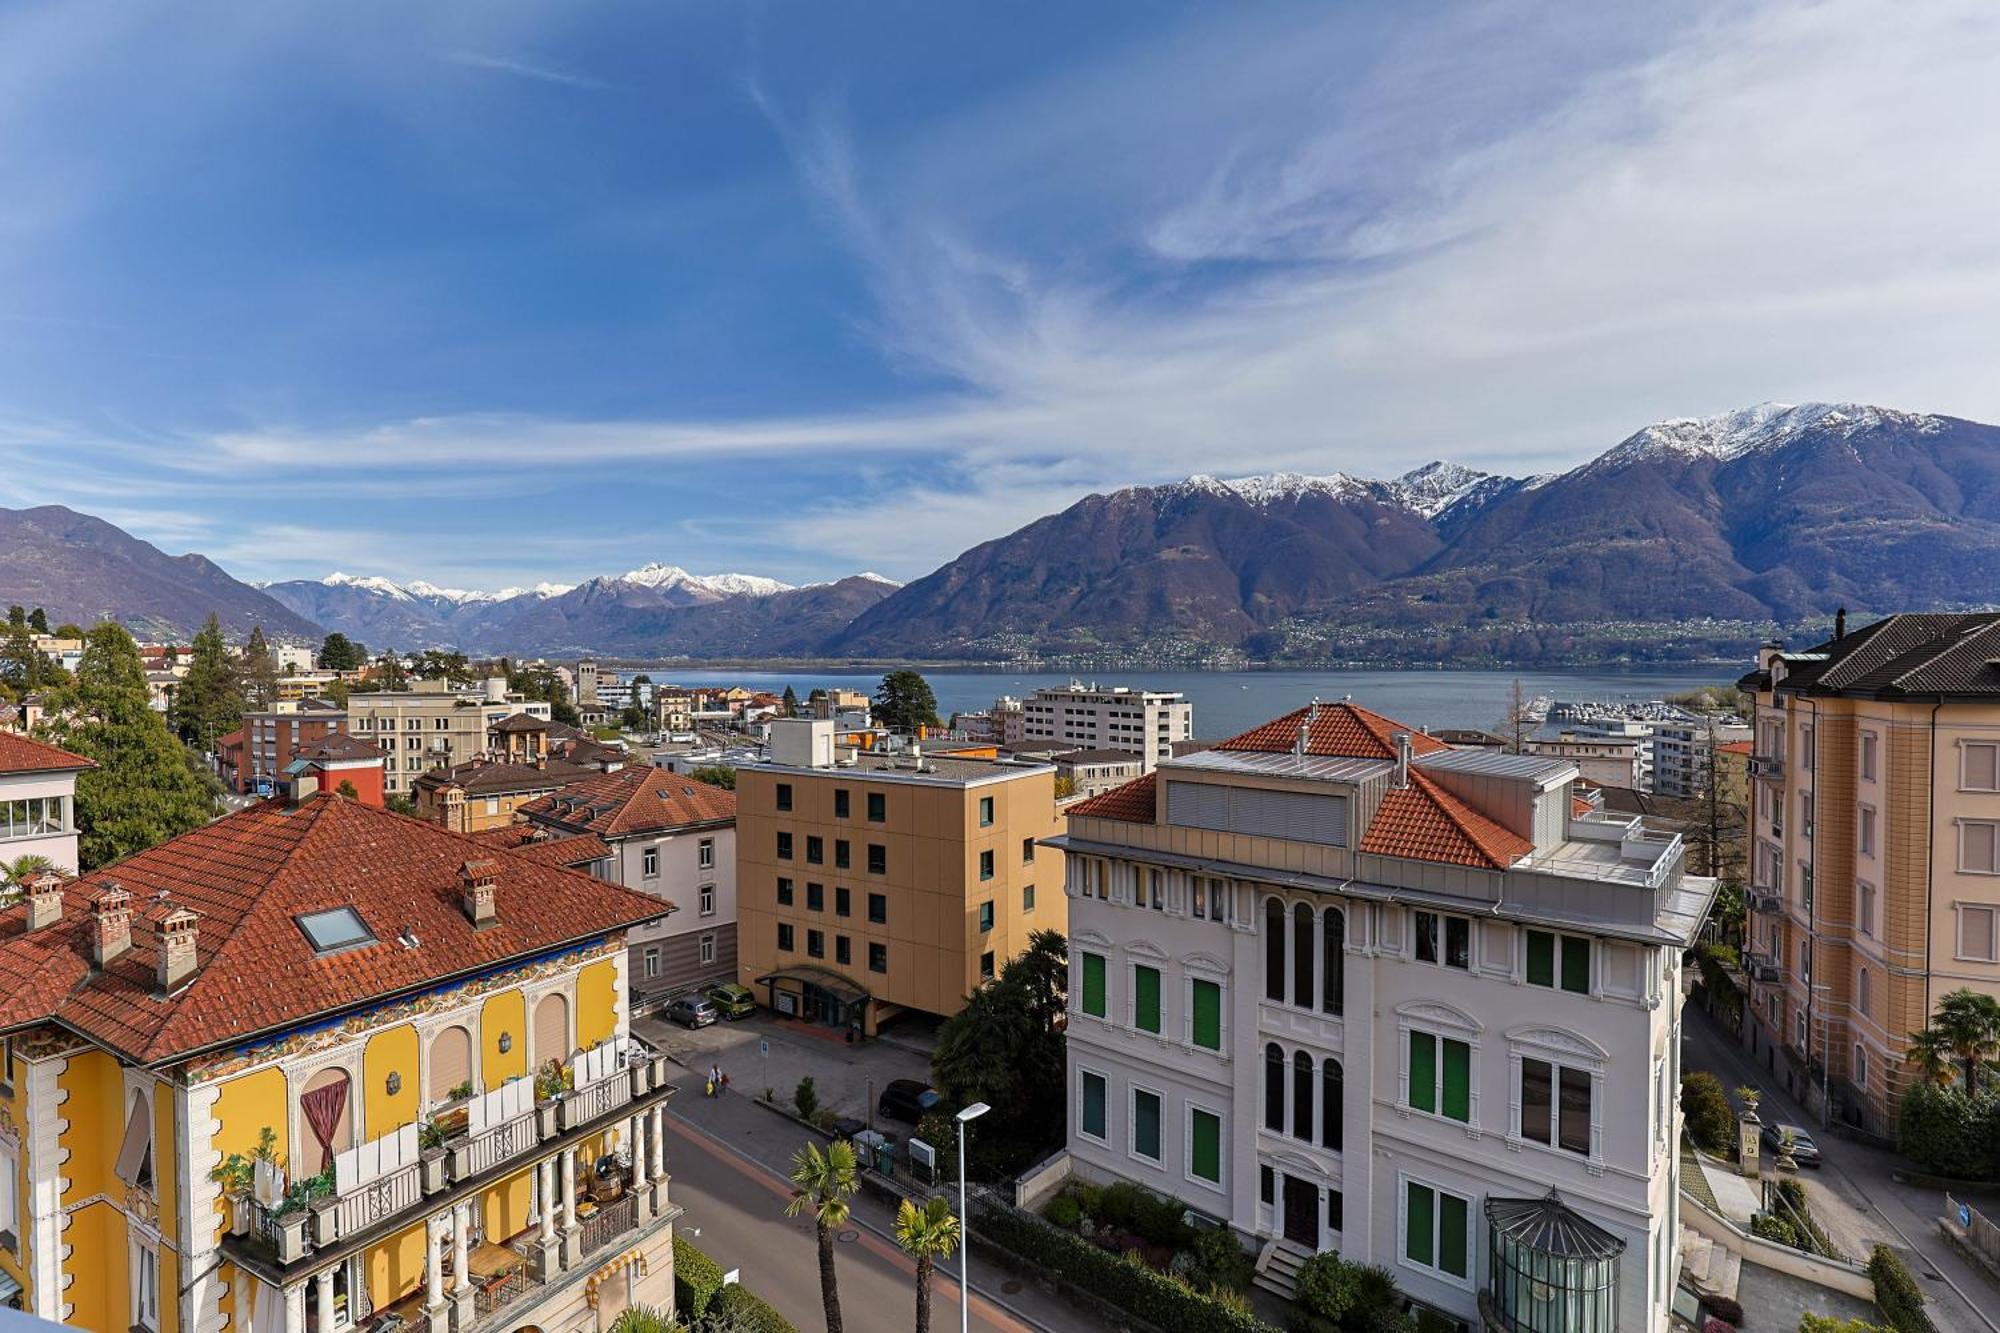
[877,1078,943,1123]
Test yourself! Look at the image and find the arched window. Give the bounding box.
[1322,1058,1344,1151]
[1263,898,1286,1002]
[299,1067,354,1176]
[534,992,571,1067]
[1264,1044,1285,1131]
[1292,1050,1314,1143]
[1293,902,1314,1009]
[1322,908,1345,1016]
[429,1024,474,1106]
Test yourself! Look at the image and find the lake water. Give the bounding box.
[637,664,1737,739]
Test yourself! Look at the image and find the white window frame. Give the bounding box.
[1964,741,2000,793]
[131,1236,161,1331]
[1959,821,2000,876]
[0,1139,16,1247]
[1858,804,1876,857]
[1183,971,1228,1056]
[1956,903,2000,963]
[1394,1002,1482,1131]
[1127,1082,1165,1166]
[1183,1101,1227,1193]
[1076,1065,1111,1146]
[1128,961,1165,1036]
[699,884,716,917]
[1858,881,1876,938]
[1396,1172,1474,1291]
[698,838,715,870]
[643,947,660,979]
[642,845,660,879]
[698,934,716,966]
[1861,730,1878,782]
[1412,910,1473,971]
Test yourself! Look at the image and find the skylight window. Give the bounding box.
[296,907,377,955]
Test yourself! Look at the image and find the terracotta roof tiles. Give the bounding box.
[1358,770,1532,870]
[1215,702,1452,761]
[521,766,735,839]
[0,732,94,775]
[1068,772,1156,823]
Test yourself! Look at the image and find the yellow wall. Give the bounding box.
[0,1082,25,1307]
[365,1024,421,1136]
[65,1201,128,1331]
[160,1246,181,1333]
[479,1165,536,1243]
[481,990,527,1088]
[577,959,618,1047]
[57,1048,121,1208]
[365,1221,428,1310]
[155,1085,179,1251]
[211,1063,290,1246]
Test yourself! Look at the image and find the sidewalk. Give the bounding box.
[636,1011,931,1124]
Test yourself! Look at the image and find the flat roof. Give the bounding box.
[1416,749,1578,787]
[1164,749,1393,784]
[746,753,1054,786]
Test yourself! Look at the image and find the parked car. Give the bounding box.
[1762,1121,1822,1166]
[877,1078,943,1123]
[705,983,756,1020]
[665,995,719,1029]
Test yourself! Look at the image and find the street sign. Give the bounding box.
[759,1039,769,1058]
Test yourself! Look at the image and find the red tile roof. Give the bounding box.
[1715,740,1754,756]
[521,766,735,839]
[0,795,670,1063]
[1358,770,1533,870]
[1068,772,1157,823]
[468,824,612,869]
[0,732,94,775]
[1215,702,1452,761]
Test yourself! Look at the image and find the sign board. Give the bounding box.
[759,1039,770,1058]
[908,1137,938,1187]
[723,1268,740,1287]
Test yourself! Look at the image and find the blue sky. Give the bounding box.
[3,0,1997,590]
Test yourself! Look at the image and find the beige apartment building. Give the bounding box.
[346,678,553,795]
[736,719,1065,1034]
[1740,612,2000,1132]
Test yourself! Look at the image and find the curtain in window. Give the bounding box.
[301,1078,350,1169]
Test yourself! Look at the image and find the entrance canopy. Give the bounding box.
[754,966,870,1030]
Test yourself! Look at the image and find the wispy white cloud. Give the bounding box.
[441,50,613,92]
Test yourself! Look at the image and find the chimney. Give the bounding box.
[460,858,498,927]
[1835,606,1847,641]
[24,869,65,931]
[156,906,199,991]
[90,883,133,966]
[1392,731,1413,789]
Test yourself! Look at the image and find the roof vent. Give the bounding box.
[461,858,498,927]
[1392,731,1413,790]
[90,882,133,967]
[24,869,65,932]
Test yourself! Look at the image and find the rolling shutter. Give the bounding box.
[1561,937,1592,994]
[1439,1192,1469,1278]
[535,994,569,1066]
[430,1026,472,1099]
[1405,1182,1433,1266]
[1081,1072,1106,1138]
[1526,931,1554,987]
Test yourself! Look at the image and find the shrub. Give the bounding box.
[1897,1082,2000,1180]
[1699,1293,1744,1325]
[1187,1225,1255,1293]
[674,1234,726,1319]
[707,1283,799,1333]
[1867,1244,1936,1333]
[1044,1195,1081,1229]
[794,1076,819,1121]
[976,1203,1280,1333]
[1133,1190,1196,1248]
[1682,1071,1736,1154]
[1073,1182,1104,1219]
[1095,1180,1148,1231]
[1751,1213,1803,1249]
[1293,1252,1413,1333]
[1800,1316,1889,1333]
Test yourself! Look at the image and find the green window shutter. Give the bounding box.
[1405,1181,1433,1266]
[1409,1032,1437,1114]
[1134,1090,1161,1159]
[1439,1191,1468,1278]
[1442,1039,1471,1122]
[1190,1109,1221,1182]
[1561,936,1591,994]
[1191,980,1222,1050]
[1135,966,1162,1033]
[1081,1072,1106,1138]
[1082,953,1106,1018]
[1526,930,1554,987]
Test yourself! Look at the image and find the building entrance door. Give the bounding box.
[1282,1176,1320,1249]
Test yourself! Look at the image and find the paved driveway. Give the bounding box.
[636,1009,934,1125]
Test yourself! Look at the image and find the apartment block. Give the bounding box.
[1056,701,1714,1331]
[735,719,1066,1034]
[1740,612,2000,1132]
[233,701,350,796]
[346,681,553,796]
[0,732,92,874]
[0,790,680,1331]
[1019,682,1193,772]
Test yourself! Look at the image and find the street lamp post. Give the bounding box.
[955,1101,990,1333]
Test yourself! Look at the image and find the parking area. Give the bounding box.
[634,1007,935,1125]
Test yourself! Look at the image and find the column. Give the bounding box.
[425,1222,445,1312]
[538,1157,557,1244]
[451,1204,471,1295]
[628,1113,651,1220]
[283,1283,307,1333]
[647,1105,665,1180]
[312,1271,333,1333]
[559,1145,581,1266]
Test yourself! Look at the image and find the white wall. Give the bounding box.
[0,771,79,873]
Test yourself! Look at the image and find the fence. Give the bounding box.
[1945,1194,2000,1270]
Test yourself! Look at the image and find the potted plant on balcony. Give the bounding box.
[419,1119,450,1194]
[210,1147,256,1237]
[535,1061,570,1140]
[269,1169,330,1262]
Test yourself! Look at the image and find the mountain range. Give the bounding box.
[9,401,2000,664]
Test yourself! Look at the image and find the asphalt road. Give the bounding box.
[1682,1006,2000,1333]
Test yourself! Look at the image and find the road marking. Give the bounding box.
[664,1108,1059,1333]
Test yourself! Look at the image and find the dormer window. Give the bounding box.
[296,907,376,955]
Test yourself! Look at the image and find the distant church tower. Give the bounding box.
[577,658,599,707]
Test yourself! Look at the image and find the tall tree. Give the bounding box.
[875,669,941,734]
[317,632,367,672]
[1,617,54,695]
[931,929,1069,1171]
[40,623,218,868]
[893,1196,961,1333]
[1911,990,2000,1095]
[785,1139,858,1333]
[237,626,280,709]
[376,651,410,690]
[26,608,47,634]
[1502,678,1532,754]
[782,684,800,716]
[171,613,245,748]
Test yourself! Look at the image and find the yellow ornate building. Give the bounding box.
[0,792,680,1332]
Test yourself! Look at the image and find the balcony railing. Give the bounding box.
[335,1161,423,1236]
[1751,754,1786,782]
[455,1110,538,1181]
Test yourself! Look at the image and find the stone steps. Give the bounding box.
[1252,1237,1316,1302]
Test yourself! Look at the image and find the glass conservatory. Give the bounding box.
[1484,1190,1624,1333]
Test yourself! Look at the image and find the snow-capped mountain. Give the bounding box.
[1593,401,1949,470]
[618,563,794,599]
[1383,461,1502,518]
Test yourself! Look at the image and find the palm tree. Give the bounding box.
[1925,989,2000,1094]
[605,1307,674,1333]
[0,854,53,905]
[1906,1025,1958,1088]
[893,1195,962,1333]
[785,1138,858,1333]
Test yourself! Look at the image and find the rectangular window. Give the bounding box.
[806,929,824,959]
[868,844,886,874]
[1560,936,1590,994]
[979,795,994,827]
[1081,952,1107,1017]
[1521,1059,1553,1145]
[776,782,793,811]
[1022,883,1035,912]
[807,882,824,912]
[1132,1089,1162,1161]
[642,846,659,879]
[1191,979,1222,1050]
[1133,965,1162,1033]
[869,942,888,973]
[776,831,793,861]
[777,923,794,952]
[836,935,851,966]
[835,839,850,870]
[1962,822,1999,874]
[644,947,660,979]
[699,838,715,870]
[806,835,824,865]
[1404,1181,1469,1281]
[979,849,995,881]
[1081,1071,1107,1140]
[1861,731,1878,781]
[1859,805,1876,856]
[978,900,995,932]
[1859,881,1875,937]
[867,791,886,822]
[867,892,887,924]
[1189,1108,1222,1184]
[777,877,794,907]
[699,934,716,966]
[1959,904,1999,962]
[1967,742,2000,792]
[980,949,995,980]
[1521,1058,1593,1156]
[699,884,715,916]
[1415,912,1471,969]
[1023,836,1036,864]
[132,1239,162,1331]
[836,886,851,917]
[834,788,850,818]
[1408,1031,1471,1123]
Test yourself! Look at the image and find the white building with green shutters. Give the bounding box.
[1051,702,1715,1333]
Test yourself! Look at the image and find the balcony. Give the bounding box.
[1751,754,1786,783]
[1748,893,1784,916]
[232,1038,671,1268]
[1742,951,1783,985]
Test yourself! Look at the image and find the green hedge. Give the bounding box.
[709,1283,799,1333]
[1897,1083,2000,1180]
[675,1234,726,1320]
[977,1204,1279,1333]
[1867,1244,1936,1333]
